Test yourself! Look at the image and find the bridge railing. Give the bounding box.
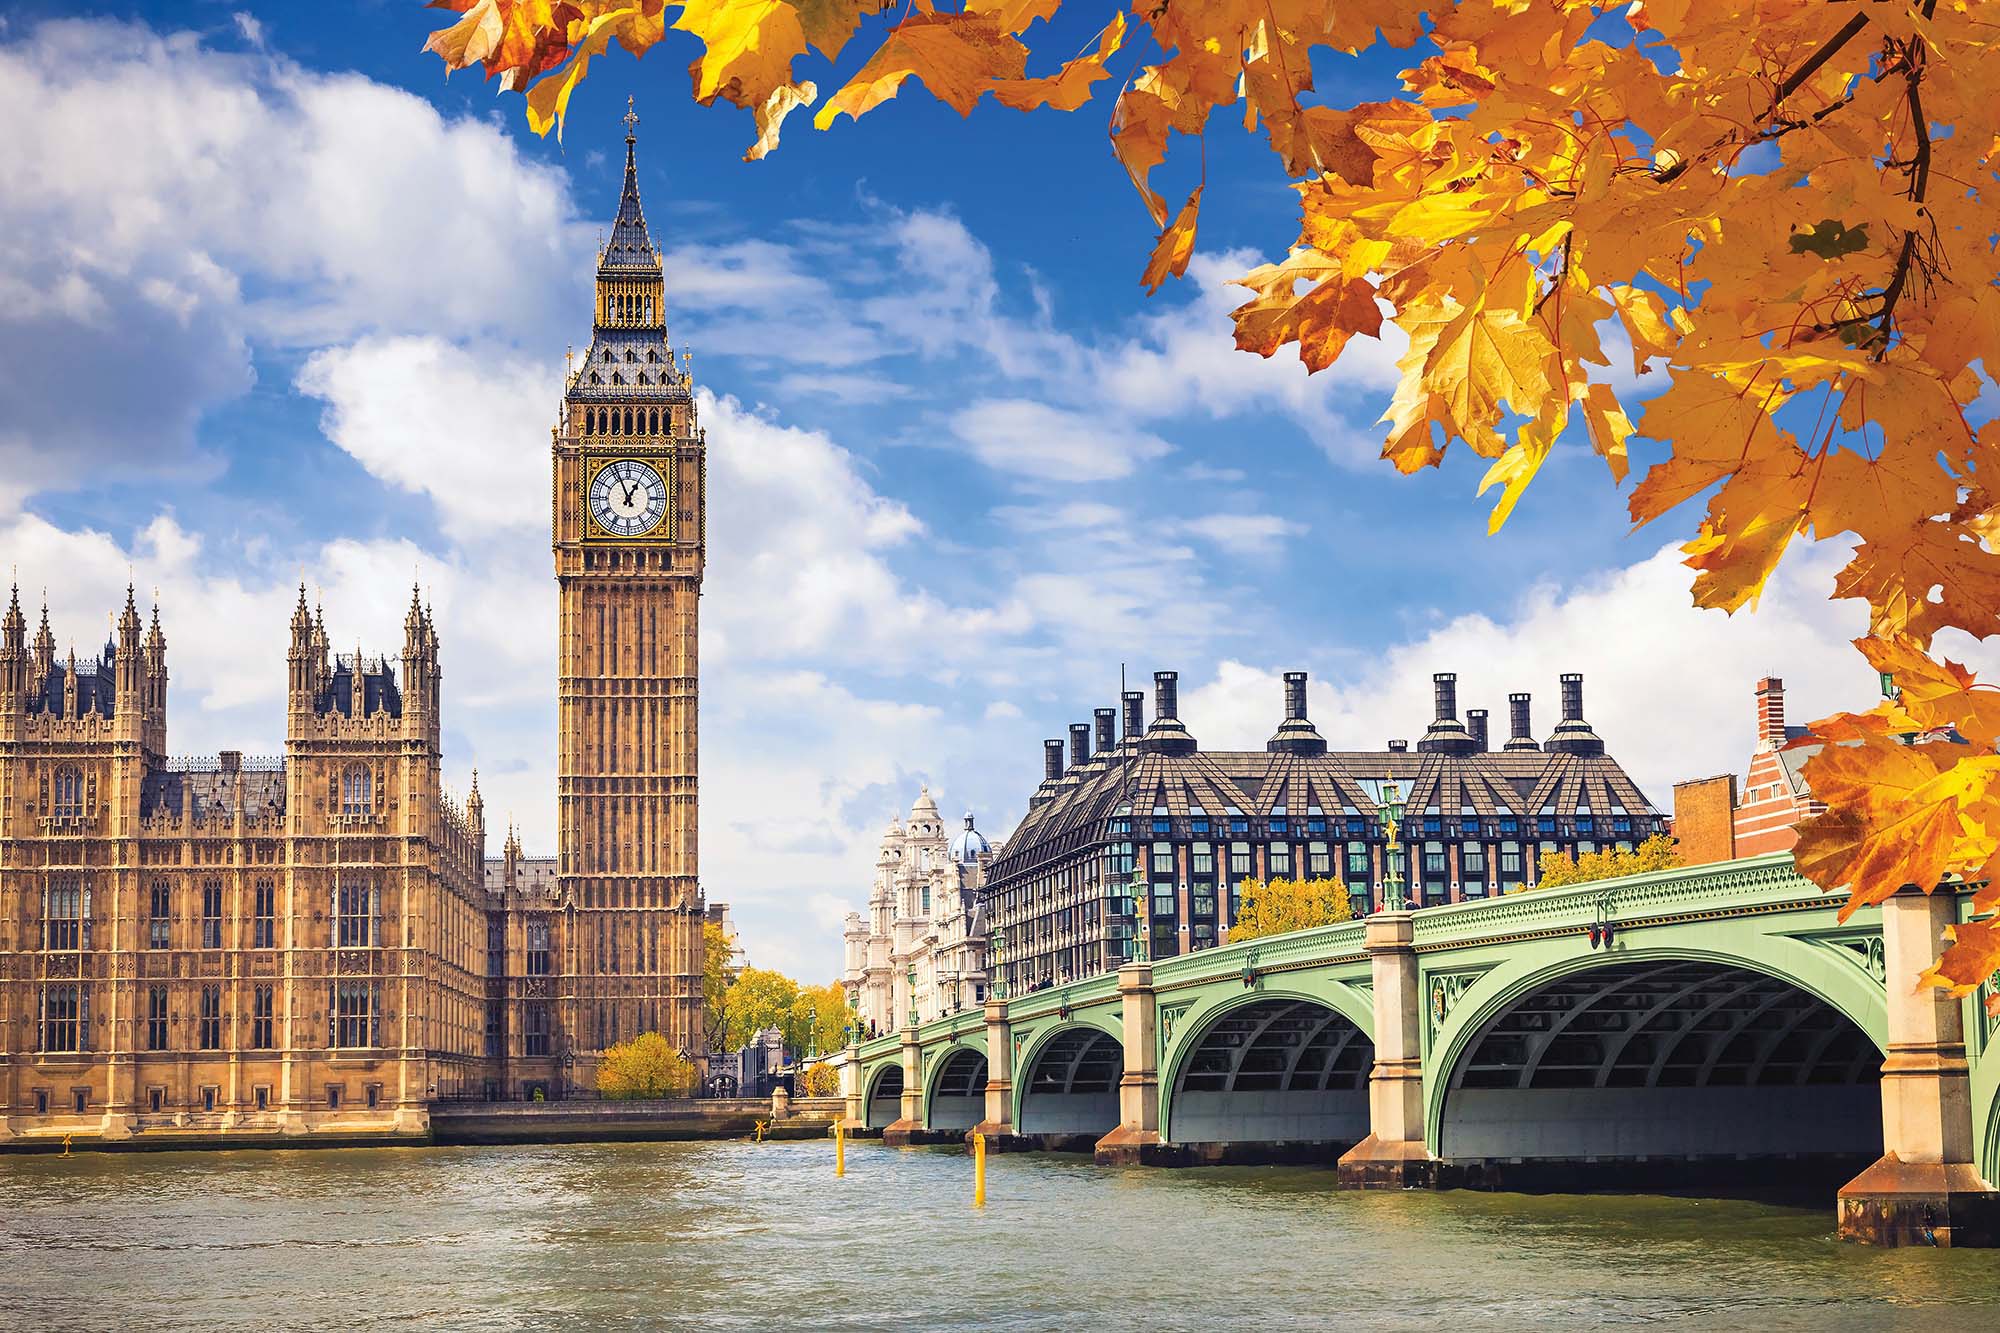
[1407,850,1816,948]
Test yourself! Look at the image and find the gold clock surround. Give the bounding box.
[580,453,678,543]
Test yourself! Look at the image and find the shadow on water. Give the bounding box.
[3,1140,1999,1332]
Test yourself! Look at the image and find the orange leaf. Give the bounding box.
[1919,919,2000,998]
[1140,185,1200,294]
[814,12,1026,127]
[987,13,1123,114]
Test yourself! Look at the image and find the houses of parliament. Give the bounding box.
[0,110,705,1144]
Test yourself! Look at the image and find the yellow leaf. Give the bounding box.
[1141,184,1200,294]
[1476,417,1558,533]
[1920,919,2000,999]
[745,80,818,161]
[423,0,506,70]
[987,12,1123,114]
[677,0,808,105]
[1423,297,1555,426]
[814,12,1026,128]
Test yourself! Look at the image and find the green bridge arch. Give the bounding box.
[1011,1014,1122,1134]
[1156,979,1374,1146]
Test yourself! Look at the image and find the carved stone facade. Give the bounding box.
[551,107,707,1080]
[843,789,994,1038]
[0,586,491,1142]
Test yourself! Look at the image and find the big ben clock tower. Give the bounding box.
[553,100,705,1075]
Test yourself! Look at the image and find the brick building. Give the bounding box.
[1673,676,1827,865]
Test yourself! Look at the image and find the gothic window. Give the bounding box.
[44,878,85,950]
[331,981,376,1048]
[526,919,551,976]
[336,877,373,948]
[252,985,275,1049]
[146,985,169,1051]
[636,374,648,386]
[525,1002,551,1056]
[590,373,601,385]
[51,765,84,818]
[201,878,223,949]
[148,880,172,950]
[611,372,624,385]
[253,878,275,949]
[340,764,372,816]
[604,348,614,361]
[40,984,83,1052]
[647,349,658,363]
[198,985,222,1049]
[625,349,636,362]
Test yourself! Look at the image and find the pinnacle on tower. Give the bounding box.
[603,95,656,270]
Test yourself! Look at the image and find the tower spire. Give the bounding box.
[603,96,655,271]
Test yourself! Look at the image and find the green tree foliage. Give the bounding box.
[1228,876,1353,943]
[799,1062,840,1097]
[598,1031,696,1100]
[1533,835,1682,890]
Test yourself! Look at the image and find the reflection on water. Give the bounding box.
[4,1141,1999,1331]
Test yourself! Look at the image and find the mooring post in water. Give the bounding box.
[973,1131,986,1208]
[754,1120,766,1143]
[835,1119,846,1177]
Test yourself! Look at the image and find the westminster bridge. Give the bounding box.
[838,853,2000,1246]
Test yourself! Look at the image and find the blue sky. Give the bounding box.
[0,4,1907,976]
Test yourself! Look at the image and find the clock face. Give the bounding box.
[589,459,670,538]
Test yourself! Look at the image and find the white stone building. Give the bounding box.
[842,788,995,1039]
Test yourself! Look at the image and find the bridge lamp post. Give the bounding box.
[1130,865,1150,964]
[1379,778,1409,913]
[990,926,1006,1001]
[907,964,919,1029]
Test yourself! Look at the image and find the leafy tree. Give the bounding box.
[701,920,740,1054]
[424,2,2000,1005]
[1228,877,1353,943]
[723,966,801,1052]
[1534,834,1682,890]
[785,982,850,1056]
[599,1031,696,1100]
[799,1062,841,1097]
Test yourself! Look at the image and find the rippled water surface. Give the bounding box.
[5,1141,2000,1330]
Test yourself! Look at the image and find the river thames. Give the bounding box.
[6,1140,2000,1330]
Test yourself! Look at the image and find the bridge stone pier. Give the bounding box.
[845,853,2000,1245]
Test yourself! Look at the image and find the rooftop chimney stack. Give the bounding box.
[1505,692,1539,751]
[1268,669,1328,755]
[1388,738,1409,753]
[1544,672,1606,755]
[1043,739,1065,782]
[1433,671,1458,721]
[1467,708,1489,752]
[1121,691,1145,743]
[1069,722,1091,771]
[1755,676,1787,750]
[1418,670,1478,753]
[1141,670,1198,755]
[1094,707,1116,754]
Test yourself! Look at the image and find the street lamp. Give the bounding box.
[1379,777,1409,913]
[1130,865,1149,963]
[907,963,919,1029]
[990,926,1006,1000]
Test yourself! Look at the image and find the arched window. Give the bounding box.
[649,409,659,433]
[340,764,372,817]
[611,372,624,386]
[589,373,601,386]
[604,348,614,362]
[51,765,84,819]
[647,349,658,364]
[625,349,636,363]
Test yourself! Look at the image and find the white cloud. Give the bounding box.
[0,19,592,506]
[298,337,557,539]
[1176,542,2000,810]
[951,398,1172,482]
[1177,512,1307,556]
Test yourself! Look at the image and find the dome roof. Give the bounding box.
[910,784,940,819]
[948,812,991,864]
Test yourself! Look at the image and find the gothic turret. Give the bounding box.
[1,584,24,706]
[32,597,54,685]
